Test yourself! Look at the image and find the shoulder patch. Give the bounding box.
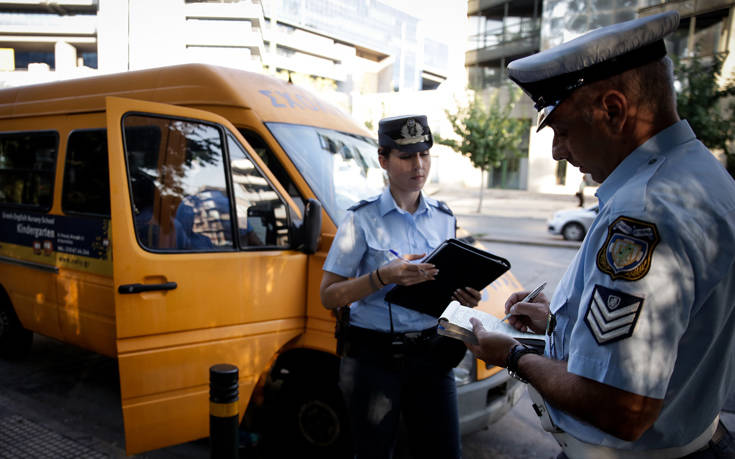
[596,216,659,281]
[347,196,379,212]
[585,284,644,345]
[433,200,453,216]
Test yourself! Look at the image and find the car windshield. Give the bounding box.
[266,122,385,224]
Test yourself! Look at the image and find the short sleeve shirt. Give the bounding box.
[546,121,735,450]
[323,187,456,332]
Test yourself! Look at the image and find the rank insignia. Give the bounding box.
[585,284,644,344]
[596,216,659,281]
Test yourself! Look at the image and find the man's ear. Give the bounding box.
[600,90,628,134]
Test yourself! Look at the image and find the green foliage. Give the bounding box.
[436,89,528,173]
[674,54,735,175]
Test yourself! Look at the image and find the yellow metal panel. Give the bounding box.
[105,96,311,453]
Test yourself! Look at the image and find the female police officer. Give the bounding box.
[320,114,481,458]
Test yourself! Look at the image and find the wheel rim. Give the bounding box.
[297,399,341,447]
[563,224,584,241]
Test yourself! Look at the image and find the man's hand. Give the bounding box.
[465,318,519,367]
[452,286,482,307]
[504,290,551,335]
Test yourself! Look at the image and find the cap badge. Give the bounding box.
[395,118,430,145]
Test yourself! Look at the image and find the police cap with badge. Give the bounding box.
[507,11,680,131]
[378,115,433,153]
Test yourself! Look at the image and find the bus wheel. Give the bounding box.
[0,300,33,359]
[268,379,350,458]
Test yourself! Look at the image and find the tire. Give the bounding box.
[263,378,350,459]
[0,298,33,360]
[562,222,585,241]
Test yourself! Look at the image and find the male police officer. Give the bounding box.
[466,11,735,458]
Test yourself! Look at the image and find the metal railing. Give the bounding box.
[468,17,541,51]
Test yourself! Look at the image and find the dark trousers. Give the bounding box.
[339,355,461,459]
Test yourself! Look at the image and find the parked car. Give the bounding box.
[548,205,599,241]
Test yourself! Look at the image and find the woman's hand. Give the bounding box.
[452,287,482,307]
[465,318,518,367]
[504,290,550,335]
[379,253,437,286]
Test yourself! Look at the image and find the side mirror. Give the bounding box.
[301,198,322,254]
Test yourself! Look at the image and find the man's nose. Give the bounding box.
[551,137,567,161]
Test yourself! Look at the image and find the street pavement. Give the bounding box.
[1,185,733,457]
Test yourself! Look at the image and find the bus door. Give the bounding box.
[105,97,308,454]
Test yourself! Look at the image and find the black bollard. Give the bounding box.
[210,363,239,459]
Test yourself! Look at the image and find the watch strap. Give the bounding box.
[506,343,542,383]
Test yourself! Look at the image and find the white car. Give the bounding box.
[548,205,599,241]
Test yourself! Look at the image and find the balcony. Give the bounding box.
[639,0,735,19]
[469,0,540,19]
[466,17,540,67]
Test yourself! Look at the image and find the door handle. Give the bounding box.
[118,282,177,294]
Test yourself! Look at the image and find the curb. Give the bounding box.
[474,235,582,249]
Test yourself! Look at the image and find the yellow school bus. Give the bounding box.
[0,64,524,455]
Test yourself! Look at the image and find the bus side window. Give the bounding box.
[0,131,57,210]
[238,129,304,215]
[123,116,234,252]
[62,129,110,217]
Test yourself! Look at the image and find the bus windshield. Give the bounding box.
[266,122,385,224]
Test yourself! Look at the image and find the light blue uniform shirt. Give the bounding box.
[546,121,735,450]
[323,187,456,333]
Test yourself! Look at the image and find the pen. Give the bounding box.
[501,282,547,322]
[389,249,410,262]
[389,249,427,276]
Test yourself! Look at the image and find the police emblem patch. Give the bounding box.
[596,216,659,281]
[585,284,644,345]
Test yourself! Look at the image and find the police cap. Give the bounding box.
[507,11,679,131]
[378,115,433,153]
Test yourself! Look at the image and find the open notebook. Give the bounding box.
[438,301,546,347]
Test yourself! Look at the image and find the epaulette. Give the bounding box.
[348,196,379,212]
[433,200,454,216]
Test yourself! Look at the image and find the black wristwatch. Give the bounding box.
[506,344,542,383]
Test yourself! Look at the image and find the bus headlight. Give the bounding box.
[453,350,477,386]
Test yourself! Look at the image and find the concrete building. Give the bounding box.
[0,1,453,96]
[0,0,480,188]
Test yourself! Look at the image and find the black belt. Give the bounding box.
[341,325,439,364]
[346,325,437,346]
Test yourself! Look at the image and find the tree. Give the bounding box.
[436,88,528,212]
[674,54,735,177]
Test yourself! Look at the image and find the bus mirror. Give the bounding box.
[301,198,321,254]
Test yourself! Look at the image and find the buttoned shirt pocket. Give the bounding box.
[363,233,393,275]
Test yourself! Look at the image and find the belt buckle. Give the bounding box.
[391,338,406,360]
[403,331,421,342]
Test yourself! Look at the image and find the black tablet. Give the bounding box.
[383,238,511,317]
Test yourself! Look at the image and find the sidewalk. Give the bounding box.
[427,185,594,247]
